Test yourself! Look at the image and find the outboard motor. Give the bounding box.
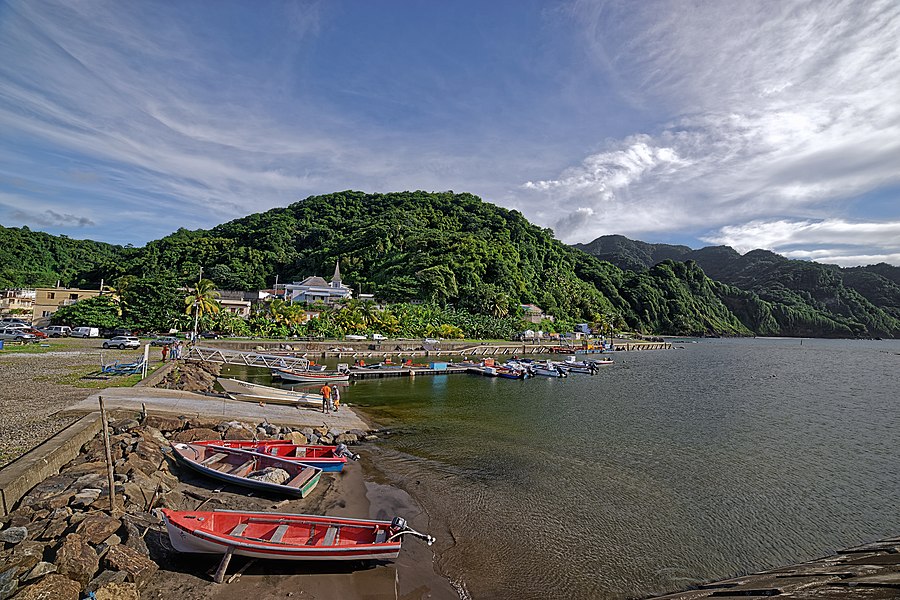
[335,443,360,461]
[388,516,435,546]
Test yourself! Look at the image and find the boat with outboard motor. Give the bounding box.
[193,440,359,472]
[160,509,434,562]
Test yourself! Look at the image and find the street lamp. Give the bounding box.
[192,300,199,344]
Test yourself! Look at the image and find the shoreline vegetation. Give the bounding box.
[3,191,898,340]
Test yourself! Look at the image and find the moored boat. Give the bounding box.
[160,509,434,562]
[216,378,323,407]
[171,442,322,497]
[532,362,567,378]
[193,440,359,472]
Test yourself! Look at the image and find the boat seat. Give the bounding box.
[270,524,290,544]
[285,468,316,489]
[200,452,228,466]
[374,529,387,544]
[322,526,339,546]
[228,523,249,537]
[228,459,255,475]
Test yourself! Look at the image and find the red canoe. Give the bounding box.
[161,509,434,561]
[193,440,358,472]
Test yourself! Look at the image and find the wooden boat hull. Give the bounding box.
[161,509,403,561]
[171,443,322,497]
[274,369,350,383]
[193,440,350,472]
[216,378,323,407]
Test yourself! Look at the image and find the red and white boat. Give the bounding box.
[160,509,435,561]
[192,439,359,472]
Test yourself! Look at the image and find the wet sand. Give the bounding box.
[143,443,458,600]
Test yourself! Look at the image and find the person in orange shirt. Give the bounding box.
[321,384,332,414]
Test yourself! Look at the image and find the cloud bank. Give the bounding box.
[523,0,900,266]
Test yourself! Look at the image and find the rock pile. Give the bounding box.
[155,361,221,392]
[0,414,376,599]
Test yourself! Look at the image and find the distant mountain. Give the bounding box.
[576,235,900,338]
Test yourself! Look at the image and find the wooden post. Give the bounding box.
[214,546,235,583]
[98,395,117,513]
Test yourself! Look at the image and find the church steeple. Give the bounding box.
[331,260,342,288]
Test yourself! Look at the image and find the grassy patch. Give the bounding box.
[0,342,57,354]
[57,363,161,389]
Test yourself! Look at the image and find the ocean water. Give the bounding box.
[339,338,900,599]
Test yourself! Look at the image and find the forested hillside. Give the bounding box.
[576,235,900,337]
[1,191,749,336]
[3,193,896,337]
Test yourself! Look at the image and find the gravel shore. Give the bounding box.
[0,339,151,467]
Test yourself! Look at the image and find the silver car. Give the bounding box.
[0,328,37,342]
[103,336,141,349]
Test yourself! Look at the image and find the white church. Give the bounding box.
[283,262,353,304]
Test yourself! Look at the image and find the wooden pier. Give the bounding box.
[348,366,470,379]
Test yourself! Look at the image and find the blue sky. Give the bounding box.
[1,0,899,266]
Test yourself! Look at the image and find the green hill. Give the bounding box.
[0,191,750,336]
[576,235,900,338]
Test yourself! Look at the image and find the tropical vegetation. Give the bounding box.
[4,192,898,338]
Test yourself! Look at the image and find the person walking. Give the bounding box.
[332,385,341,412]
[321,383,332,414]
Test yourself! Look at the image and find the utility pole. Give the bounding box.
[192,266,202,343]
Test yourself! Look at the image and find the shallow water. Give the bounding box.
[340,338,900,599]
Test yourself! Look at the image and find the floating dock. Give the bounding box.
[348,366,470,379]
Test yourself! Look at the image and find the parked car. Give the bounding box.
[0,328,37,342]
[101,327,133,338]
[70,327,100,338]
[150,336,178,346]
[40,325,71,337]
[371,333,387,341]
[0,319,30,327]
[103,336,141,349]
[345,334,366,341]
[200,331,221,339]
[23,327,48,339]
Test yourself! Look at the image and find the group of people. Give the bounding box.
[160,340,185,361]
[319,383,341,414]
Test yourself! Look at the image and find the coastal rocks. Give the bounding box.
[103,545,158,589]
[223,425,254,440]
[143,415,182,432]
[12,573,81,600]
[247,467,290,485]
[0,527,27,545]
[74,514,120,545]
[93,581,138,600]
[284,431,308,445]
[109,419,140,434]
[22,562,56,582]
[171,428,220,443]
[71,489,102,509]
[0,568,18,600]
[54,533,98,588]
[156,361,221,392]
[334,433,358,445]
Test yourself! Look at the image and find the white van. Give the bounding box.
[71,327,100,338]
[371,333,386,341]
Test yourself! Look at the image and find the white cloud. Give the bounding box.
[702,218,900,266]
[525,0,900,261]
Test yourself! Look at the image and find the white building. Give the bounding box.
[284,262,353,305]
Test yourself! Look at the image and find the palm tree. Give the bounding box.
[184,278,221,339]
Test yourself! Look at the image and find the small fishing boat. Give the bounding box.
[193,440,359,472]
[171,443,322,497]
[533,363,567,378]
[273,368,350,383]
[496,368,525,379]
[216,378,323,407]
[160,509,434,563]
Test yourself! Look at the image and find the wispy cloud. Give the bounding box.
[523,0,900,265]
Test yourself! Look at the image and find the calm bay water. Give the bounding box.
[336,338,900,599]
